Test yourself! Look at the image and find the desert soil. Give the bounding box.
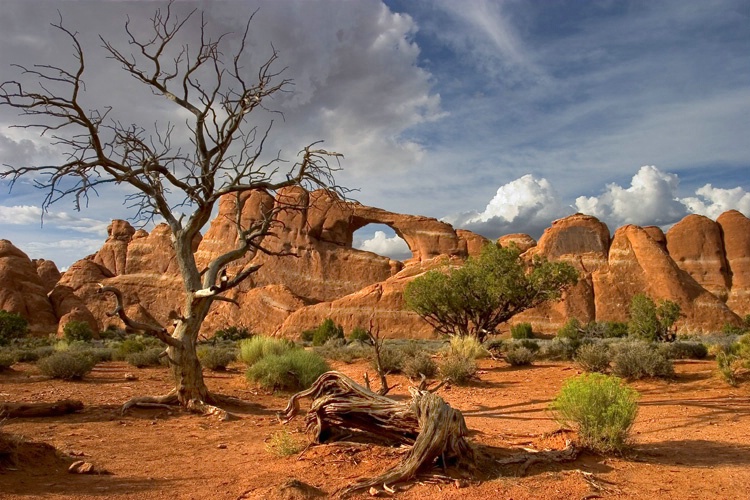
[1,356,749,499]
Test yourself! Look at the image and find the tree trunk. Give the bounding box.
[0,400,83,418]
[168,302,211,405]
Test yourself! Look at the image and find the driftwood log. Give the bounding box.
[279,371,473,496]
[0,399,84,418]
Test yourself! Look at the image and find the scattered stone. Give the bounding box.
[124,373,138,381]
[217,443,227,449]
[68,460,96,474]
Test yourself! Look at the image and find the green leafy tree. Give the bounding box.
[628,294,681,342]
[404,244,578,342]
[0,310,29,345]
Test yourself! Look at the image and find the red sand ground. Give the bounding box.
[1,357,749,499]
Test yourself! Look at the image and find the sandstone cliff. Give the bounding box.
[3,193,749,338]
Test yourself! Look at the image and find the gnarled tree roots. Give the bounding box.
[121,390,244,421]
[279,371,474,497]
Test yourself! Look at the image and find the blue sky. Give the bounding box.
[1,0,749,267]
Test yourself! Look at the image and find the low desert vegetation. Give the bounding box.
[301,318,345,346]
[552,373,639,453]
[504,345,535,366]
[197,345,237,371]
[510,322,534,339]
[611,341,674,380]
[213,326,253,342]
[265,430,305,457]
[0,350,15,371]
[242,335,329,392]
[628,294,681,342]
[574,343,612,373]
[36,351,96,380]
[62,320,95,343]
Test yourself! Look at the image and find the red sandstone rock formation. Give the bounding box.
[4,194,749,337]
[717,210,750,316]
[32,259,62,293]
[498,233,537,253]
[0,240,58,332]
[667,214,730,302]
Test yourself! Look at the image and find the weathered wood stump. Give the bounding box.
[279,371,473,496]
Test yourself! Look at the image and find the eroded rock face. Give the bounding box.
[718,210,750,316]
[0,240,58,332]
[592,225,738,332]
[667,214,730,302]
[498,233,537,253]
[33,259,62,292]
[93,220,135,275]
[6,193,749,337]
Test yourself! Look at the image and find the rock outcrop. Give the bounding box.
[3,192,749,338]
[718,210,750,316]
[0,240,58,332]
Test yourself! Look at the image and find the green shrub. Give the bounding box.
[0,310,28,346]
[551,373,638,453]
[197,345,236,371]
[658,341,708,360]
[557,318,583,340]
[511,322,534,339]
[586,321,629,339]
[505,346,535,366]
[85,347,115,364]
[311,319,344,347]
[538,337,578,361]
[238,336,295,366]
[246,349,329,392]
[575,343,611,373]
[716,351,741,386]
[0,350,15,370]
[112,335,162,360]
[214,326,253,342]
[628,294,680,342]
[62,320,94,342]
[314,339,371,364]
[446,335,487,359]
[438,354,477,385]
[265,430,305,457]
[403,352,438,379]
[373,344,406,373]
[348,327,371,344]
[126,347,164,368]
[612,342,674,379]
[37,351,96,379]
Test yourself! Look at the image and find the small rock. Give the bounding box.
[124,373,138,381]
[368,487,380,496]
[217,443,227,449]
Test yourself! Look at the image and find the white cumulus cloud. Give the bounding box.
[574,165,689,228]
[445,174,569,238]
[681,184,750,219]
[356,230,412,261]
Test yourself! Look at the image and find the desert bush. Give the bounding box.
[246,349,329,392]
[348,327,371,344]
[505,346,535,366]
[511,322,533,339]
[213,326,253,342]
[62,320,94,342]
[538,337,579,361]
[13,345,55,363]
[446,335,487,359]
[403,352,438,380]
[551,373,638,453]
[658,341,708,360]
[0,310,28,346]
[37,351,96,379]
[628,294,680,342]
[238,336,295,366]
[716,351,741,386]
[300,319,344,346]
[611,342,674,379]
[126,347,164,368]
[85,347,115,363]
[0,350,15,371]
[265,430,305,457]
[197,345,236,371]
[373,344,406,373]
[438,354,477,385]
[112,335,162,361]
[575,343,611,373]
[314,338,370,364]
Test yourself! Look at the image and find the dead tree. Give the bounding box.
[0,3,343,416]
[279,372,474,496]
